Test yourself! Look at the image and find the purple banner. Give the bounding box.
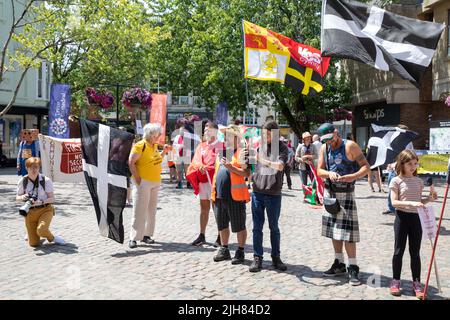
[49,83,71,138]
[216,101,228,125]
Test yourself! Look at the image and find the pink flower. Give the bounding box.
[445,96,450,107]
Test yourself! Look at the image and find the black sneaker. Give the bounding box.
[186,182,193,189]
[323,259,347,277]
[128,240,137,249]
[213,246,231,262]
[231,249,245,265]
[348,265,361,286]
[272,256,287,271]
[191,234,206,246]
[249,256,263,272]
[141,236,154,244]
[382,210,393,215]
[213,234,221,248]
[175,181,183,189]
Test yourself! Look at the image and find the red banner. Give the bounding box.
[150,94,167,145]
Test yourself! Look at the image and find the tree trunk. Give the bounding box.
[272,88,308,139]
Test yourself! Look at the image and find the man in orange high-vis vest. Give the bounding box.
[211,124,250,265]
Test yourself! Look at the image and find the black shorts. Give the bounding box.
[214,198,246,232]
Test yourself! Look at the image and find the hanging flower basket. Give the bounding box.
[122,87,152,112]
[85,87,114,109]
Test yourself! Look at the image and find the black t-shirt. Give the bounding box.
[215,164,232,199]
[252,141,289,195]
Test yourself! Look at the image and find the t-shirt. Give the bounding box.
[389,175,424,213]
[17,174,54,202]
[252,142,289,195]
[131,140,162,182]
[215,164,232,199]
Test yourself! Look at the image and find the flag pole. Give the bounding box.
[242,19,250,111]
[423,181,449,299]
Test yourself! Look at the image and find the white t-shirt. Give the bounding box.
[17,174,54,202]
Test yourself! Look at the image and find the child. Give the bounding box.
[389,149,437,299]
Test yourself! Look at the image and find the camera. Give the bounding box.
[19,194,38,217]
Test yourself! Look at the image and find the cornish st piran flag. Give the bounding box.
[366,124,419,169]
[79,120,133,243]
[243,20,331,95]
[321,0,445,87]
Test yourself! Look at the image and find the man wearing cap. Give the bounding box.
[249,120,289,272]
[295,131,317,187]
[317,123,370,286]
[211,125,250,264]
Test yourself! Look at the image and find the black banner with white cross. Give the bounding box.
[321,0,445,87]
[79,120,134,244]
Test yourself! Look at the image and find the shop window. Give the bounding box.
[244,108,258,125]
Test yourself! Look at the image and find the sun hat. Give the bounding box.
[302,132,312,139]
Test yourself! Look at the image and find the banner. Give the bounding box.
[150,93,167,145]
[216,102,228,125]
[38,134,84,183]
[415,150,450,176]
[48,83,71,138]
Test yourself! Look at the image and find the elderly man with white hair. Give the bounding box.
[128,123,170,248]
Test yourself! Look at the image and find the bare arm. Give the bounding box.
[128,153,142,184]
[317,144,332,179]
[391,189,424,209]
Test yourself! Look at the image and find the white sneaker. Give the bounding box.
[52,235,66,245]
[24,234,28,241]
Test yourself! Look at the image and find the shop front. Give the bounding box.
[0,105,48,160]
[352,102,400,152]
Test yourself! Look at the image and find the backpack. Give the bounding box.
[22,174,45,192]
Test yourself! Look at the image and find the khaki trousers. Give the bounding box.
[24,205,55,247]
[130,179,161,241]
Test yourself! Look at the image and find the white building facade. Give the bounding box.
[0,0,51,159]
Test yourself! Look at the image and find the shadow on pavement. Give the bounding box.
[33,242,79,256]
[111,241,217,258]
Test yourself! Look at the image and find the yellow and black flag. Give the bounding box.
[243,20,330,95]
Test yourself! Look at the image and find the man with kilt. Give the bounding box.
[317,123,370,285]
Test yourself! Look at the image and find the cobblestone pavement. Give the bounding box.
[0,167,449,300]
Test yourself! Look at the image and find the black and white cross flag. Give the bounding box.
[366,124,419,169]
[321,0,445,87]
[79,120,134,243]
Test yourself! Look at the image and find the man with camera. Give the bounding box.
[16,157,65,247]
[317,123,369,286]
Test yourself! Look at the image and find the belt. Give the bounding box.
[32,203,51,209]
[325,182,355,193]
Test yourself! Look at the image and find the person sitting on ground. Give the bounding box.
[16,157,65,247]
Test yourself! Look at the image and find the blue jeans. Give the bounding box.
[387,171,397,212]
[251,192,282,258]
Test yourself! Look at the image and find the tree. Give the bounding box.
[148,0,353,138]
[0,0,75,118]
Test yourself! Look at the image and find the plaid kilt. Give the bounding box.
[322,189,360,242]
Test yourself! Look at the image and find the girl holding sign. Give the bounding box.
[389,150,438,299]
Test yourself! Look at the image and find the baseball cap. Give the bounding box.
[317,123,335,143]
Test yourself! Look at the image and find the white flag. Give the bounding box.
[38,134,84,183]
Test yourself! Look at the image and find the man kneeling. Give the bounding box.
[16,157,65,247]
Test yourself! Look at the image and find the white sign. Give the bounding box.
[418,206,437,240]
[136,120,144,135]
[38,134,85,183]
